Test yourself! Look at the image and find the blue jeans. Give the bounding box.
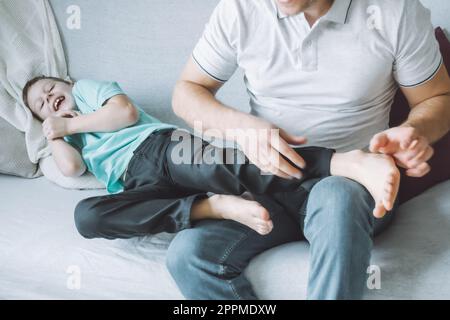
[166,176,397,300]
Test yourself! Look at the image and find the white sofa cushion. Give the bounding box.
[1,174,449,299]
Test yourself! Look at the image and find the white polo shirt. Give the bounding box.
[192,0,442,151]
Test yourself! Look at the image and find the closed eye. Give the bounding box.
[46,83,55,93]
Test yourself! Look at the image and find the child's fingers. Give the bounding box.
[58,111,72,118]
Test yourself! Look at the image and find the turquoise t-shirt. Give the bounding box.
[63,79,177,194]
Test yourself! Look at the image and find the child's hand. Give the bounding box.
[42,116,72,140]
[55,110,80,118]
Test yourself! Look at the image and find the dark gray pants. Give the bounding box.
[74,129,334,239]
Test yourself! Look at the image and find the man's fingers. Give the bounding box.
[279,129,307,146]
[394,158,409,169]
[260,162,292,179]
[399,126,420,149]
[400,136,415,150]
[406,162,431,178]
[271,168,294,180]
[254,150,293,179]
[405,137,428,162]
[369,133,388,153]
[407,146,434,169]
[275,156,303,179]
[274,139,306,170]
[407,139,419,150]
[265,147,302,179]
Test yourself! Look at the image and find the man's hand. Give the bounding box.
[234,117,307,180]
[370,126,434,177]
[42,110,79,140]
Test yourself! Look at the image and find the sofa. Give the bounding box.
[1,0,449,299]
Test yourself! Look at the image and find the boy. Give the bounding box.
[23,76,400,237]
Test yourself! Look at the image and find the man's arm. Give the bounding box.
[371,65,450,177]
[173,57,252,135]
[172,57,307,180]
[401,65,450,143]
[67,94,139,135]
[48,138,86,177]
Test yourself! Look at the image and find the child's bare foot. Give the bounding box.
[209,194,273,235]
[331,151,400,218]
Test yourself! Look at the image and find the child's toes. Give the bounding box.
[251,206,269,219]
[373,203,386,219]
[262,226,273,235]
[256,226,269,235]
[256,221,270,229]
[256,222,272,235]
[383,198,393,212]
[387,172,397,184]
[259,208,271,221]
[264,221,274,233]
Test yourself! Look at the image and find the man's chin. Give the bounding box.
[279,7,303,16]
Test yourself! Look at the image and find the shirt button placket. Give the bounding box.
[302,38,317,71]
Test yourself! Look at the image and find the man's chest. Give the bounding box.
[236,21,396,105]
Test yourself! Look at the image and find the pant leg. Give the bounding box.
[74,184,208,239]
[300,176,397,300]
[165,130,335,195]
[74,130,209,239]
[166,193,304,300]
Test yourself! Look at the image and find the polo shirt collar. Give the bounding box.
[276,4,289,19]
[276,0,352,24]
[323,0,352,24]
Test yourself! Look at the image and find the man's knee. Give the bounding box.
[74,198,103,239]
[166,228,211,278]
[166,227,221,299]
[306,176,374,233]
[166,220,247,283]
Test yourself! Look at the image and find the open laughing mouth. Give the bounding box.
[53,96,65,111]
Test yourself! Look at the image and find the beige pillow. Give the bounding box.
[0,115,105,191]
[0,118,41,178]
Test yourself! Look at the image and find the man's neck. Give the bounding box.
[303,0,334,27]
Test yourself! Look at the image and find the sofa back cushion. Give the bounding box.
[49,0,249,128]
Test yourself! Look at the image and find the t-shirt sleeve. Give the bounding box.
[192,0,239,82]
[393,0,442,87]
[73,79,125,112]
[63,134,83,152]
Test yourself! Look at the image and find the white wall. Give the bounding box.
[421,0,450,33]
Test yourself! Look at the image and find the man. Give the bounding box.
[167,0,450,299]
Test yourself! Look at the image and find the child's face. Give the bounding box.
[27,79,76,121]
